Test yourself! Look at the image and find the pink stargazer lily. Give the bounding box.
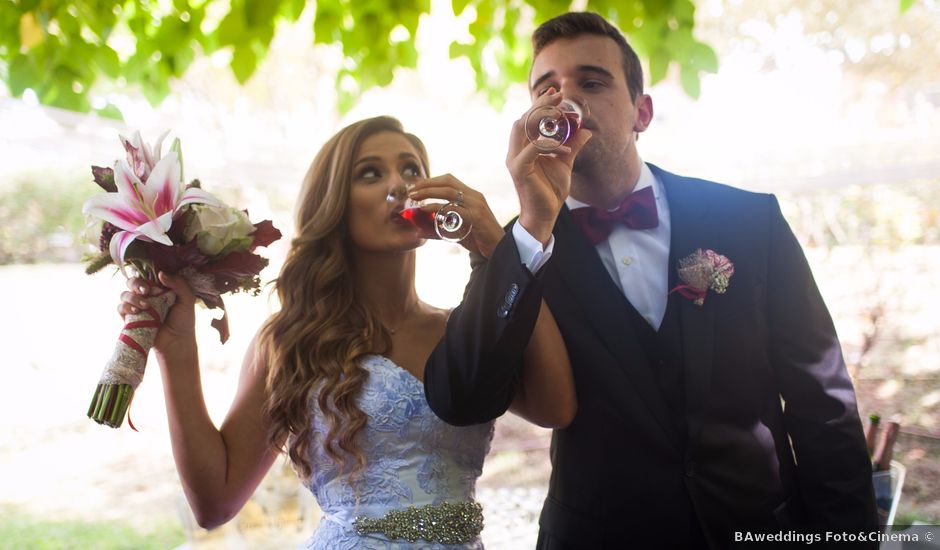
[83,150,219,270]
[120,130,169,182]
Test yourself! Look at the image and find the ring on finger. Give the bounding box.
[455,190,464,207]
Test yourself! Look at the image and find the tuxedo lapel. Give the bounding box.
[655,165,717,453]
[553,206,681,450]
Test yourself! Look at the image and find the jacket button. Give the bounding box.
[684,461,696,478]
[497,305,510,319]
[504,283,519,305]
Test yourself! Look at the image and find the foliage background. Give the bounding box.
[1,0,720,116]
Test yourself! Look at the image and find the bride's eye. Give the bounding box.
[357,166,381,180]
[402,163,422,178]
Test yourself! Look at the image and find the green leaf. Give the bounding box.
[126,9,148,36]
[124,47,152,82]
[452,0,473,16]
[217,9,247,46]
[59,41,96,80]
[398,7,421,36]
[48,81,91,112]
[75,2,115,40]
[231,44,258,83]
[531,0,571,25]
[628,17,656,59]
[255,21,276,47]
[665,26,695,56]
[337,88,357,115]
[689,41,718,73]
[0,7,19,47]
[500,5,520,48]
[245,0,283,28]
[8,53,38,96]
[449,41,473,59]
[284,0,307,21]
[141,70,171,105]
[170,45,197,77]
[670,0,697,25]
[395,41,418,68]
[900,0,915,12]
[56,8,81,36]
[154,17,190,55]
[19,0,41,12]
[679,63,701,99]
[94,102,124,121]
[375,67,394,87]
[647,49,670,85]
[313,4,341,45]
[94,46,121,78]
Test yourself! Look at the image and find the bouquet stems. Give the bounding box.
[87,382,135,428]
[87,289,176,429]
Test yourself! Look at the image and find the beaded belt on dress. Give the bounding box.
[351,500,484,544]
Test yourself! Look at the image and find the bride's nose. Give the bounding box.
[386,182,409,204]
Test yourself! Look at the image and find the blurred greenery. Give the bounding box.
[896,509,940,525]
[0,507,183,550]
[0,0,718,117]
[696,0,938,99]
[0,169,98,264]
[5,160,938,266]
[779,181,940,250]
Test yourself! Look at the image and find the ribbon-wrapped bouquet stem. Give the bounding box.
[83,130,281,428]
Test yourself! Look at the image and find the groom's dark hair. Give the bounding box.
[531,12,644,102]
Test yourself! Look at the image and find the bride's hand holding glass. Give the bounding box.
[397,175,505,258]
[387,175,469,243]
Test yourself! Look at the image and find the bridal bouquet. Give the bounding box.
[83,130,281,429]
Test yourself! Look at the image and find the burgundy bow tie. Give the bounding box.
[570,186,659,245]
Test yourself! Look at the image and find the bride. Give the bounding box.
[117,116,583,548]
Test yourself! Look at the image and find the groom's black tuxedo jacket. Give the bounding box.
[425,164,877,549]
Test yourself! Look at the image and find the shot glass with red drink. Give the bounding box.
[387,183,472,242]
[524,96,589,152]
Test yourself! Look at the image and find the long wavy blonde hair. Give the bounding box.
[259,116,430,480]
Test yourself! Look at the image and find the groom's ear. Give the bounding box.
[633,94,653,133]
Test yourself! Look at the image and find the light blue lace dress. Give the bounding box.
[300,354,495,550]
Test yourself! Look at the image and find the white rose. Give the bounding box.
[184,204,256,256]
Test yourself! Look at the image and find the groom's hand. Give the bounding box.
[507,89,592,245]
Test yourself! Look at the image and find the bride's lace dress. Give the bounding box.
[300,354,495,549]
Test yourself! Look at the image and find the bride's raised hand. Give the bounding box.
[119,272,197,353]
[408,174,505,259]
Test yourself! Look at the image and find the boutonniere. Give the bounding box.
[669,248,734,306]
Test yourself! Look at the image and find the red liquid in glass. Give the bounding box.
[400,207,439,239]
[562,110,582,141]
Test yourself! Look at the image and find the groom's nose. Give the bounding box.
[557,78,579,100]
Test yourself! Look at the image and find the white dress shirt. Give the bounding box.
[511,219,555,273]
[511,162,670,329]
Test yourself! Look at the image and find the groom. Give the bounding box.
[425,11,877,549]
